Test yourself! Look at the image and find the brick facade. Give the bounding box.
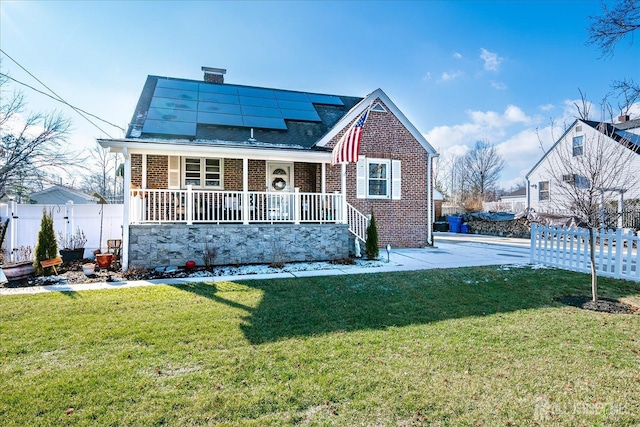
[128,98,431,248]
[325,100,430,248]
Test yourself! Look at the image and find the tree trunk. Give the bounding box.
[589,227,598,302]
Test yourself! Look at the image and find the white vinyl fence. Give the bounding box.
[1,201,124,263]
[530,223,640,282]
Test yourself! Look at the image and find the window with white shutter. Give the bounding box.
[356,157,367,199]
[168,156,180,189]
[391,160,401,200]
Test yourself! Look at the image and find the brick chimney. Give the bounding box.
[202,67,226,84]
[618,114,630,123]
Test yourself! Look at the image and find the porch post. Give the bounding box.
[321,162,326,193]
[294,188,300,224]
[122,147,131,271]
[186,185,193,225]
[341,163,347,224]
[243,158,249,225]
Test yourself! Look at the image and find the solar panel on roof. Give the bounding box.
[144,78,347,134]
[142,119,196,136]
[280,109,321,122]
[154,87,199,101]
[199,83,239,95]
[237,86,274,99]
[241,105,282,118]
[150,97,198,111]
[243,116,287,129]
[307,93,344,106]
[276,99,316,111]
[198,112,244,127]
[239,96,279,109]
[155,78,199,92]
[199,92,240,105]
[274,90,309,102]
[147,107,197,122]
[198,101,242,115]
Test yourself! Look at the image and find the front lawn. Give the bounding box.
[1,266,639,426]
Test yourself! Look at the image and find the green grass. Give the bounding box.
[1,266,639,426]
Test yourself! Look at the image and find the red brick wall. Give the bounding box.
[147,155,168,189]
[131,154,142,187]
[224,158,243,191]
[326,99,429,248]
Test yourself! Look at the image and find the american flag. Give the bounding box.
[331,106,371,165]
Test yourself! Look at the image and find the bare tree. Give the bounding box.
[80,145,123,201]
[587,0,640,57]
[0,72,79,200]
[544,120,640,301]
[462,140,505,203]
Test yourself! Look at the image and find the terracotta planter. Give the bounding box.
[2,261,35,281]
[95,253,113,268]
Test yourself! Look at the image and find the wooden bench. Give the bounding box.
[40,257,63,275]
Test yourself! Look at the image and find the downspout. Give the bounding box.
[122,147,131,271]
[426,153,436,246]
[526,177,531,210]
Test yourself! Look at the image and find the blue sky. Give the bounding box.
[1,0,638,190]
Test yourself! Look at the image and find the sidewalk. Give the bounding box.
[1,233,532,296]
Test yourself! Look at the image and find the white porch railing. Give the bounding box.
[129,188,344,225]
[530,223,640,282]
[347,202,368,242]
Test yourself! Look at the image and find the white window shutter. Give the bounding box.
[168,156,181,189]
[391,160,401,200]
[356,156,366,199]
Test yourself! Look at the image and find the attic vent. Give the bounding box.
[371,102,387,113]
[575,125,582,132]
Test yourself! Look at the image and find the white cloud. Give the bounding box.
[538,103,555,112]
[490,81,507,90]
[439,70,464,82]
[453,52,462,59]
[424,105,547,189]
[423,72,432,81]
[480,48,503,71]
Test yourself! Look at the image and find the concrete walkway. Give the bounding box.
[1,232,532,296]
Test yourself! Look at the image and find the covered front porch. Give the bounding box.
[130,187,345,225]
[103,140,369,270]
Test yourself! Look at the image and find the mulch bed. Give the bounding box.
[556,296,639,315]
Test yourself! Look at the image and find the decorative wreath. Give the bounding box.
[272,177,287,191]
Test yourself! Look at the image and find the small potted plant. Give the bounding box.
[82,262,96,276]
[58,228,87,263]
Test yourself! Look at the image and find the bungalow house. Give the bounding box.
[526,116,640,214]
[98,67,438,270]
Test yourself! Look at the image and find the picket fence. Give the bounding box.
[530,223,640,282]
[1,201,124,263]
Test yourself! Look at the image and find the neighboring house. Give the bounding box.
[29,185,99,205]
[98,67,438,270]
[498,187,527,213]
[526,116,640,213]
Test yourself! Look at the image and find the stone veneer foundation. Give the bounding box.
[128,223,352,269]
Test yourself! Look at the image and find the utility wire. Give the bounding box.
[0,72,123,136]
[0,49,125,137]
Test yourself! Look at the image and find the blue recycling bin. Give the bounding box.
[447,216,463,233]
[460,223,469,233]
